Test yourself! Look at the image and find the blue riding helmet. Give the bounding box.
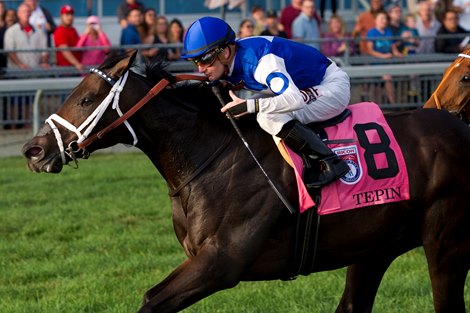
[181,17,236,59]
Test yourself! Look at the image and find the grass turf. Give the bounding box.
[1,153,468,312]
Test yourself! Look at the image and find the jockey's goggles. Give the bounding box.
[189,47,224,67]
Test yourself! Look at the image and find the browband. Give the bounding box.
[90,68,116,85]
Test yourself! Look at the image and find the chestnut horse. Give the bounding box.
[22,52,470,313]
[424,48,470,121]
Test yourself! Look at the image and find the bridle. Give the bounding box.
[431,52,470,118]
[45,68,206,168]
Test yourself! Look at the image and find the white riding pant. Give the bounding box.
[256,62,351,135]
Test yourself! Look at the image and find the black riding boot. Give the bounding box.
[278,121,350,188]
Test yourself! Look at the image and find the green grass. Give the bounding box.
[1,153,468,312]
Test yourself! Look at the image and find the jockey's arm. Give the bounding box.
[246,54,305,114]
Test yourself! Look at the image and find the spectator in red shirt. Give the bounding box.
[279,0,303,38]
[53,5,82,71]
[279,0,321,39]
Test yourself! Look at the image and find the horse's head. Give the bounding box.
[22,50,144,173]
[424,48,470,122]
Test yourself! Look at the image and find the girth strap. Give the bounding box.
[287,194,321,280]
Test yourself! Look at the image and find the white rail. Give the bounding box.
[0,62,448,135]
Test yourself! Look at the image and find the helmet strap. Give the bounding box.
[219,44,236,76]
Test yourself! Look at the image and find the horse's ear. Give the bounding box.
[108,50,138,78]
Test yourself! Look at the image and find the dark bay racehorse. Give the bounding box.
[424,48,470,121]
[22,51,470,313]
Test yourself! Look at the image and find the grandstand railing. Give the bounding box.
[0,42,451,133]
[1,34,462,72]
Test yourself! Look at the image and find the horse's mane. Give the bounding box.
[99,51,176,84]
[144,57,176,85]
[145,59,261,128]
[100,51,259,129]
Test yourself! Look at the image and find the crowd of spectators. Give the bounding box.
[1,0,470,127]
[1,0,469,77]
[0,0,187,77]
[245,0,468,60]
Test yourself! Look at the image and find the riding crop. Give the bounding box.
[211,83,296,214]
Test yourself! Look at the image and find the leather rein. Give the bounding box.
[45,68,208,168]
[431,52,470,118]
[80,71,207,149]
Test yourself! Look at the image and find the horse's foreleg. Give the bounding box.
[426,264,467,313]
[137,243,245,313]
[423,211,470,313]
[335,258,394,313]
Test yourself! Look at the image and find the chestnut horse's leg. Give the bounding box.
[335,257,395,313]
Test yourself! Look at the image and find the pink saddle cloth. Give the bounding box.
[279,102,410,215]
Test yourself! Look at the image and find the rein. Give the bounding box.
[431,52,470,113]
[78,72,207,150]
[45,69,206,166]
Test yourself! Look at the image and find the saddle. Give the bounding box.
[276,102,410,215]
[277,109,351,169]
[307,108,352,134]
[282,102,410,279]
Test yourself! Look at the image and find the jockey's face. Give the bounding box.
[191,48,226,81]
[197,59,225,81]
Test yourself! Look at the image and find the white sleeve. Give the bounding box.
[246,53,305,114]
[3,28,15,50]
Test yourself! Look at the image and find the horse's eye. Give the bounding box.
[80,97,93,106]
[462,75,470,83]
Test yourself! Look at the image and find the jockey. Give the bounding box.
[181,16,350,187]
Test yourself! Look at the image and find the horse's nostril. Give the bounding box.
[24,146,43,159]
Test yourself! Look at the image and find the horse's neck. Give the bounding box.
[134,91,237,190]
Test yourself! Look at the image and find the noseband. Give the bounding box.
[46,69,136,167]
[44,68,206,168]
[431,52,470,119]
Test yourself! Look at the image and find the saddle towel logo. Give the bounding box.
[280,102,410,214]
[334,145,362,184]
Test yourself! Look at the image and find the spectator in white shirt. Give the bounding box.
[4,3,49,69]
[23,0,56,46]
[415,0,441,53]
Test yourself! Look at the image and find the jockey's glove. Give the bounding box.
[227,101,248,116]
